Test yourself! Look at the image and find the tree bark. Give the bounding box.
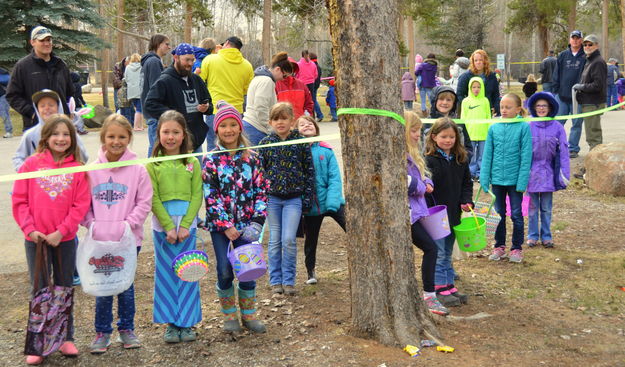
[184,1,193,43]
[326,0,440,347]
[262,0,272,66]
[407,17,415,76]
[568,0,576,33]
[116,0,125,61]
[621,0,625,66]
[538,20,549,58]
[98,0,110,108]
[602,0,609,57]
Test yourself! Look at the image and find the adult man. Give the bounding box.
[200,36,253,151]
[573,34,607,152]
[539,50,557,93]
[144,43,212,155]
[606,58,619,107]
[6,26,73,131]
[141,33,171,155]
[552,30,586,158]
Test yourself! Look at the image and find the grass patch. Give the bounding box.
[552,221,569,231]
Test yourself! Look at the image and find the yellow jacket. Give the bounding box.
[200,48,254,113]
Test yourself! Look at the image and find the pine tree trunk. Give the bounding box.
[538,19,549,58]
[407,17,415,76]
[184,1,193,43]
[621,0,625,65]
[99,0,110,108]
[602,0,609,56]
[116,0,125,61]
[326,0,440,347]
[568,0,576,33]
[262,0,272,66]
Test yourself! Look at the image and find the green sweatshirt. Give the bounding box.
[147,158,203,231]
[461,76,492,141]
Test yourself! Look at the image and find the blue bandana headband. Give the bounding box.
[172,43,194,56]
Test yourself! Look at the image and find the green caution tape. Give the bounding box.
[0,133,340,183]
[338,108,406,125]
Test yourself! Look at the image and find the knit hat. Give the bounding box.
[329,79,335,86]
[213,100,243,131]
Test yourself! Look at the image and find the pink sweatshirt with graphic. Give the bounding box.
[83,147,152,246]
[12,150,91,241]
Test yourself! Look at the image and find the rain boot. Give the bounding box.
[217,285,242,333]
[238,286,267,333]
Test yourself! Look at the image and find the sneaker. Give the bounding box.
[569,151,579,158]
[306,270,318,285]
[3,132,12,138]
[179,327,196,342]
[436,293,461,307]
[542,241,554,249]
[424,296,449,316]
[489,247,507,261]
[509,249,524,263]
[59,341,79,356]
[526,240,538,248]
[117,329,141,349]
[163,325,180,343]
[72,275,81,286]
[449,289,469,304]
[25,355,44,365]
[271,284,283,294]
[78,130,88,135]
[90,333,111,354]
[283,285,297,296]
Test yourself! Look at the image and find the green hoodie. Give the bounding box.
[461,76,491,141]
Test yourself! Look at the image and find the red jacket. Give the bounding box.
[275,76,314,120]
[12,150,90,241]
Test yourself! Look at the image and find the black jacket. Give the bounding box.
[6,51,73,130]
[144,66,213,150]
[425,151,473,227]
[313,61,322,90]
[576,49,607,105]
[522,82,537,98]
[539,56,557,83]
[552,46,585,102]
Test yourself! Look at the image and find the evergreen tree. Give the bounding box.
[0,0,106,68]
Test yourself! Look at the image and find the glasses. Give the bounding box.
[583,43,594,47]
[535,104,549,108]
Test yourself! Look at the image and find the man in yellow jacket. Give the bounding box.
[200,36,254,151]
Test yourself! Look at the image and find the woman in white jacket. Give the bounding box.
[124,53,144,130]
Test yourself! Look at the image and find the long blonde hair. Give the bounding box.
[404,111,429,180]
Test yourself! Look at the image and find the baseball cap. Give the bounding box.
[583,34,599,44]
[570,30,582,38]
[31,26,52,41]
[221,36,243,49]
[32,89,61,105]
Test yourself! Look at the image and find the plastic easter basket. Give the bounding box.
[472,187,499,236]
[171,236,209,282]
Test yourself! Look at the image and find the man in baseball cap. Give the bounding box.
[30,26,52,41]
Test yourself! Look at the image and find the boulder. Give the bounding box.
[83,104,112,128]
[584,143,625,196]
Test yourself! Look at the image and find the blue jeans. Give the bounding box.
[330,106,338,121]
[267,195,302,286]
[555,95,583,153]
[205,114,215,152]
[434,233,455,286]
[242,120,267,146]
[419,87,433,111]
[491,185,524,250]
[313,86,324,120]
[0,95,12,134]
[146,117,158,157]
[113,88,119,111]
[542,82,553,93]
[210,231,255,291]
[606,85,618,107]
[403,101,414,110]
[120,106,135,127]
[528,192,553,242]
[469,140,485,177]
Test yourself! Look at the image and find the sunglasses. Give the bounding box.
[583,43,594,47]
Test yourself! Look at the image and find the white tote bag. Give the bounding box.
[77,222,137,297]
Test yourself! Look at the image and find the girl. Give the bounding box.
[526,92,570,248]
[259,102,314,296]
[203,101,269,334]
[522,74,538,107]
[405,112,448,316]
[84,114,152,353]
[401,71,416,110]
[124,53,144,130]
[297,115,345,285]
[147,110,203,343]
[481,93,532,263]
[425,118,473,308]
[12,114,90,365]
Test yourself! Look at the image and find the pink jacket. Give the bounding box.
[12,150,91,242]
[296,58,318,85]
[83,147,152,246]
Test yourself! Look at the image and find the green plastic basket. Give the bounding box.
[454,187,495,252]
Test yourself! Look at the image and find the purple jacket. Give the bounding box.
[617,78,625,96]
[407,155,433,223]
[527,92,570,193]
[401,72,416,101]
[415,59,438,88]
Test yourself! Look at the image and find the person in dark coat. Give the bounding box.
[70,72,86,108]
[539,50,557,93]
[456,49,500,116]
[415,53,438,114]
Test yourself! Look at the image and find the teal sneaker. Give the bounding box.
[179,327,197,342]
[164,325,180,343]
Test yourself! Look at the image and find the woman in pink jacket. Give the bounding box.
[83,114,152,354]
[296,50,318,105]
[12,114,91,364]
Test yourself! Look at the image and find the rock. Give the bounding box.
[83,104,113,128]
[560,335,571,340]
[584,143,625,196]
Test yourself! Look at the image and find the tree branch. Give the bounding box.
[104,21,150,41]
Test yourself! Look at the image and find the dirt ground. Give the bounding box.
[1,171,625,367]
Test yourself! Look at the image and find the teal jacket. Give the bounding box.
[306,142,345,216]
[480,120,533,192]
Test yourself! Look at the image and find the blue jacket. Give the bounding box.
[193,47,209,73]
[552,46,585,102]
[480,119,533,192]
[325,86,336,108]
[456,71,500,115]
[607,64,619,86]
[307,142,345,216]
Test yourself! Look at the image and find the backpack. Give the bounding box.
[118,79,131,108]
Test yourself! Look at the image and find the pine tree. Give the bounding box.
[0,0,106,68]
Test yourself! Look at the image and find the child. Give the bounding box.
[202,101,269,334]
[297,115,345,285]
[424,117,473,307]
[12,89,89,171]
[616,77,625,109]
[147,110,203,343]
[426,86,473,158]
[83,114,152,353]
[12,114,90,365]
[405,111,448,316]
[526,92,569,248]
[401,72,416,110]
[326,79,338,121]
[461,77,491,180]
[522,74,538,107]
[259,102,314,296]
[481,93,532,263]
